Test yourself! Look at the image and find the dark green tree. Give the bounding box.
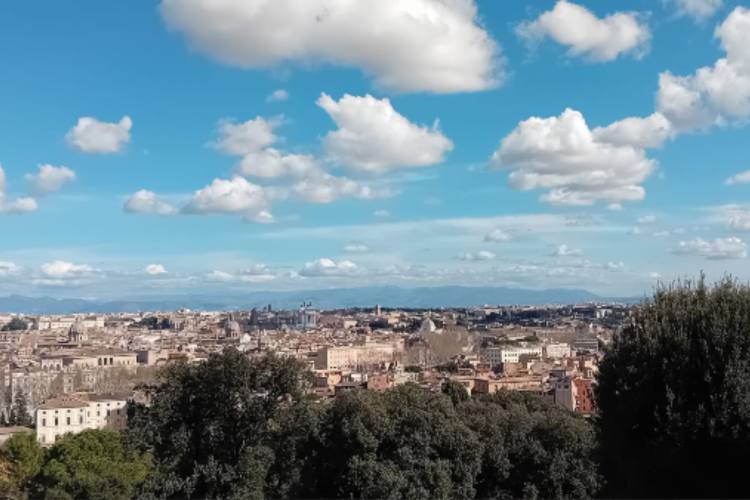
[11,390,32,427]
[126,349,312,499]
[1,318,28,331]
[442,379,470,405]
[597,277,750,498]
[35,429,151,500]
[311,384,482,499]
[460,391,600,500]
[0,431,44,497]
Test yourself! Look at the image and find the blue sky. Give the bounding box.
[0,0,749,299]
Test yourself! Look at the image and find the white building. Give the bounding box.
[35,393,129,445]
[481,345,543,366]
[544,342,572,359]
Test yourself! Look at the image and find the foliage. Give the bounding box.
[461,391,600,500]
[125,349,312,498]
[1,317,28,331]
[311,384,482,500]
[0,431,43,497]
[442,379,470,406]
[10,390,32,427]
[35,429,151,500]
[597,277,750,498]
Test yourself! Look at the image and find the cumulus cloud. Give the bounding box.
[318,93,453,174]
[299,258,359,277]
[517,0,650,62]
[592,112,674,149]
[40,260,96,279]
[484,228,512,242]
[491,108,656,206]
[373,209,391,217]
[65,116,132,153]
[266,89,289,103]
[237,149,319,179]
[343,242,369,253]
[637,215,657,224]
[674,236,747,259]
[183,177,270,219]
[288,172,386,204]
[729,212,750,231]
[725,170,750,185]
[160,0,501,93]
[0,166,37,214]
[656,7,750,131]
[459,250,495,261]
[145,264,167,275]
[0,262,21,277]
[124,190,177,216]
[213,116,279,156]
[553,244,583,257]
[607,261,625,271]
[668,0,723,21]
[25,164,76,195]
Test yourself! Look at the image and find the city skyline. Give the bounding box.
[1,0,750,299]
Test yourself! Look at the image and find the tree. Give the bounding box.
[460,391,600,500]
[597,277,750,498]
[442,379,470,406]
[11,390,32,427]
[311,384,482,499]
[35,429,151,500]
[1,318,28,331]
[125,349,312,499]
[0,431,44,497]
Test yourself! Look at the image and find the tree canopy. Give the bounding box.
[597,277,750,498]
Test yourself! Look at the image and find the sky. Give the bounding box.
[0,0,749,299]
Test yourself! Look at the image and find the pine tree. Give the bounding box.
[12,389,32,427]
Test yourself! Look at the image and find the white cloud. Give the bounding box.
[484,228,512,242]
[592,112,674,149]
[145,264,167,275]
[637,215,657,224]
[674,236,747,259]
[205,270,235,282]
[124,190,177,216]
[728,210,750,231]
[25,164,76,194]
[373,209,391,218]
[607,261,625,271]
[318,93,453,174]
[213,116,279,156]
[65,116,132,153]
[0,262,21,277]
[266,89,289,103]
[668,0,723,21]
[517,0,650,62]
[343,242,369,253]
[491,108,656,206]
[725,170,750,185]
[459,250,495,261]
[183,177,270,219]
[299,258,359,277]
[553,244,583,257]
[160,0,501,93]
[40,260,96,279]
[288,172,387,204]
[657,7,750,131]
[237,148,318,178]
[0,166,37,214]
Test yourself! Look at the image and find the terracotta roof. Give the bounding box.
[37,397,88,409]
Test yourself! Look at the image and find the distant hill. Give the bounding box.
[0,286,637,314]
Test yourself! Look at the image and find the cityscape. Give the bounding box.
[1,0,750,498]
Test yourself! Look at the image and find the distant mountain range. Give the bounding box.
[0,286,641,314]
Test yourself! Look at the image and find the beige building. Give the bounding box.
[315,340,403,371]
[35,393,129,445]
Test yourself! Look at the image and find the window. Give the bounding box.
[54,417,58,426]
[79,416,83,424]
[42,418,46,427]
[66,417,70,425]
